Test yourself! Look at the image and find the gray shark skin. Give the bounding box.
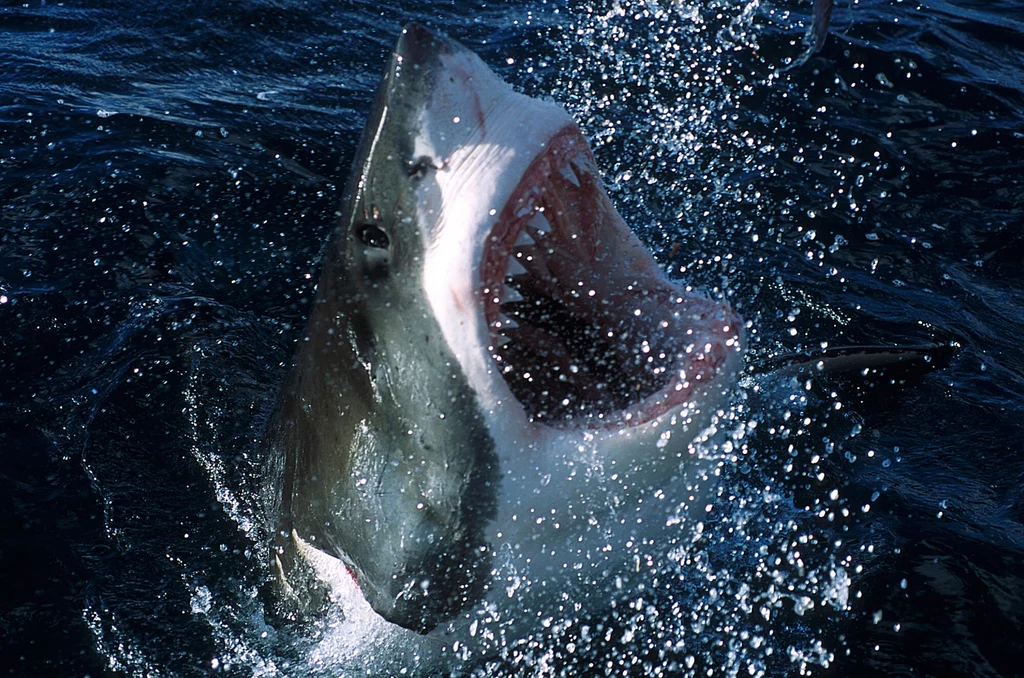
[264,24,500,633]
[264,23,745,640]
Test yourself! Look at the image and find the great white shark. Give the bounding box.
[262,23,744,640]
[262,27,1021,673]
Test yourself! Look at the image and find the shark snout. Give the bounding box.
[395,22,453,68]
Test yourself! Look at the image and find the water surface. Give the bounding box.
[2,0,1023,675]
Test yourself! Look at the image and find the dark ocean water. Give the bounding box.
[2,0,1023,676]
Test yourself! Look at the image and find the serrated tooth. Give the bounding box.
[502,284,524,304]
[514,229,535,248]
[496,334,512,347]
[526,212,552,235]
[506,256,527,277]
[559,164,581,187]
[497,313,519,329]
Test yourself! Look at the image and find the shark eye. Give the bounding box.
[357,223,390,249]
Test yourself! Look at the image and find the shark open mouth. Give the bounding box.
[481,125,739,429]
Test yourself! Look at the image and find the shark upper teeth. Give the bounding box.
[570,156,590,174]
[526,212,552,235]
[502,285,524,304]
[559,164,581,188]
[507,257,527,277]
[496,313,519,329]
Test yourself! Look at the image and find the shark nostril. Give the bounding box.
[407,156,437,178]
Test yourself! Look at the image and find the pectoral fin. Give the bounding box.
[749,341,960,378]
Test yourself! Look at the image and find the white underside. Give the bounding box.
[416,50,572,428]
[412,44,742,601]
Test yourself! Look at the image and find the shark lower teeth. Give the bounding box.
[514,229,535,248]
[526,211,552,235]
[559,164,580,187]
[507,257,527,277]
[502,284,524,304]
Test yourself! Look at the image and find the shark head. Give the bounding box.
[270,23,744,636]
[396,25,744,480]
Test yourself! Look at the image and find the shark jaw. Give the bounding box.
[481,125,741,430]
[411,26,744,468]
